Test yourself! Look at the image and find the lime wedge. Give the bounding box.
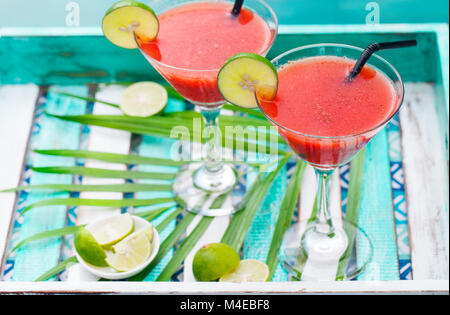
[105,227,153,272]
[74,228,108,267]
[142,225,154,242]
[90,213,134,248]
[102,0,159,49]
[219,259,269,282]
[120,82,168,117]
[217,53,278,108]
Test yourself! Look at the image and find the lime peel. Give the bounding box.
[74,228,108,267]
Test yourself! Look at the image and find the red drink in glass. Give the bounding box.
[260,56,398,167]
[139,2,273,105]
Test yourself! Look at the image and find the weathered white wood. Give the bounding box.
[75,85,131,225]
[68,84,132,281]
[183,127,234,282]
[0,84,39,270]
[182,107,234,282]
[183,215,229,282]
[399,83,449,280]
[66,264,100,282]
[0,280,447,294]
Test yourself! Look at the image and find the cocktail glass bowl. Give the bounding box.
[135,0,278,216]
[257,44,404,280]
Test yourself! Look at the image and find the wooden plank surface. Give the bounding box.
[0,79,447,289]
[183,215,229,282]
[136,97,184,281]
[399,83,449,280]
[67,84,131,281]
[386,115,413,279]
[243,165,287,279]
[0,84,39,270]
[1,279,447,294]
[357,129,399,280]
[12,86,87,281]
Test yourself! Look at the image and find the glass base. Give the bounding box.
[282,220,373,281]
[173,162,247,216]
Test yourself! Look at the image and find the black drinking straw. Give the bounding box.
[232,0,245,16]
[346,40,418,82]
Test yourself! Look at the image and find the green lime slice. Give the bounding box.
[192,243,240,281]
[74,228,108,267]
[217,53,278,109]
[105,227,152,272]
[219,259,269,282]
[90,213,134,248]
[102,0,159,49]
[120,82,168,117]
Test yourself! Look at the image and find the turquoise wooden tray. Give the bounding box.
[0,24,448,294]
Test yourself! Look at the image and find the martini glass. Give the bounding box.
[256,44,405,280]
[135,0,278,216]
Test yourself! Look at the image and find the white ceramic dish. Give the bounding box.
[74,215,160,280]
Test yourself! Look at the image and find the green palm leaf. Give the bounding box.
[155,192,229,281]
[35,149,187,167]
[336,149,366,280]
[34,149,263,168]
[134,206,176,221]
[35,256,78,282]
[55,91,266,119]
[155,207,183,232]
[221,155,290,251]
[266,160,307,279]
[47,113,285,155]
[31,166,176,181]
[11,225,84,253]
[21,197,176,214]
[1,183,173,193]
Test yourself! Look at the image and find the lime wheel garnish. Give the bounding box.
[120,82,168,117]
[217,53,278,108]
[102,0,159,49]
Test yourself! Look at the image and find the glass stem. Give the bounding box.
[314,168,336,237]
[200,107,223,173]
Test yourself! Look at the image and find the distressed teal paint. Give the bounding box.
[135,97,185,281]
[243,160,288,281]
[357,129,399,281]
[13,86,87,281]
[0,25,448,86]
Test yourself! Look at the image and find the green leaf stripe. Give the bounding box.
[21,197,176,214]
[266,160,307,279]
[31,166,176,181]
[35,149,187,167]
[1,183,173,193]
[221,155,290,251]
